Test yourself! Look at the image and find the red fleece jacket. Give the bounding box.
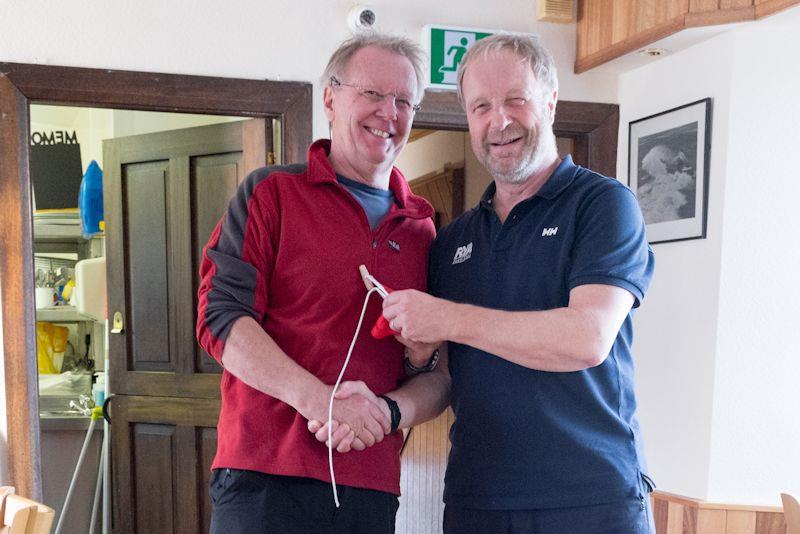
[197,140,435,494]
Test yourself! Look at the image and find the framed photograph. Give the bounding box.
[628,98,712,244]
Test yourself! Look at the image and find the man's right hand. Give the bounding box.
[302,380,390,452]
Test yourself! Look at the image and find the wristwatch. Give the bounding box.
[404,346,440,373]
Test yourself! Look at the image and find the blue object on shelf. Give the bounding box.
[79,160,104,238]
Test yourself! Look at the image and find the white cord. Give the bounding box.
[328,286,381,507]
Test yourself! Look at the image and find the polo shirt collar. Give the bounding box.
[479,155,579,211]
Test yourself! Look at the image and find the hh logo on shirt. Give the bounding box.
[541,226,559,237]
[452,242,473,265]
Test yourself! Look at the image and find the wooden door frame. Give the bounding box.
[414,90,620,178]
[0,62,312,499]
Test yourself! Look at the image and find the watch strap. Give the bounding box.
[379,394,401,433]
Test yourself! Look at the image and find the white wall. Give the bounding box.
[618,6,800,505]
[706,7,800,505]
[111,110,242,138]
[0,0,618,144]
[30,106,114,178]
[30,106,244,179]
[617,32,734,501]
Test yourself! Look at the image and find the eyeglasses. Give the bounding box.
[330,76,421,114]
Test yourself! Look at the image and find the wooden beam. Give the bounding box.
[0,75,41,500]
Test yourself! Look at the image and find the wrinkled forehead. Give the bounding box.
[342,47,420,97]
[462,51,542,99]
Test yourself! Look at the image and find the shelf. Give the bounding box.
[33,222,103,244]
[33,222,104,258]
[36,305,95,323]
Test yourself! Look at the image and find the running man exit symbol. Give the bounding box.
[427,26,494,88]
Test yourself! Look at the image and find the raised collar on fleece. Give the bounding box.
[306,139,434,220]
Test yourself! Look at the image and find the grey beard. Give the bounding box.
[490,141,550,184]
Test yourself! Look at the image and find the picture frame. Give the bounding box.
[628,98,712,244]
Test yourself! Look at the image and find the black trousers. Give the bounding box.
[208,468,399,534]
[443,495,655,534]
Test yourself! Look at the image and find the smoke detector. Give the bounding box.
[638,47,669,57]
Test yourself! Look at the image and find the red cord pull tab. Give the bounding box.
[370,285,399,339]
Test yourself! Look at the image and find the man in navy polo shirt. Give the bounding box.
[382,34,656,533]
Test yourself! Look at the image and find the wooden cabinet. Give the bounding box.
[575,0,800,73]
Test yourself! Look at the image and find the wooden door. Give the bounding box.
[409,165,465,229]
[103,119,272,533]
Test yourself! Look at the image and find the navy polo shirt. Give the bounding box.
[430,155,655,510]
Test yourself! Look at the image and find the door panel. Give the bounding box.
[133,424,176,532]
[105,120,268,397]
[106,119,270,533]
[125,161,172,370]
[111,395,220,533]
[191,153,243,373]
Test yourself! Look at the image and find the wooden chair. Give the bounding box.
[0,488,54,534]
[783,493,800,534]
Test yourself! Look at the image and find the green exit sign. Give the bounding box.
[424,25,494,90]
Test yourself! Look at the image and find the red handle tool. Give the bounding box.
[359,265,400,339]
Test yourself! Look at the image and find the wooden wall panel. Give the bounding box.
[698,509,727,533]
[667,501,684,534]
[651,492,786,534]
[722,0,755,7]
[727,510,757,532]
[396,409,455,534]
[755,512,786,533]
[755,0,800,17]
[690,0,722,13]
[575,0,799,72]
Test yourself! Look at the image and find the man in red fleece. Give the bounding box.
[197,33,450,533]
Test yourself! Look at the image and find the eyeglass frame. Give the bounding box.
[329,76,422,114]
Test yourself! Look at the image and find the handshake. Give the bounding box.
[305,380,393,453]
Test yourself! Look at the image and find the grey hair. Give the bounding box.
[456,33,559,105]
[322,32,427,103]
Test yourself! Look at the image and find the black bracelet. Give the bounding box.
[379,395,401,433]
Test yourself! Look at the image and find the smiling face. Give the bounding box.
[323,45,419,186]
[461,48,558,184]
